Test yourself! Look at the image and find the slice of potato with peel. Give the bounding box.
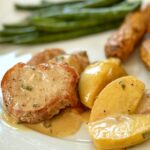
[78,58,127,108]
[88,114,150,150]
[90,76,145,122]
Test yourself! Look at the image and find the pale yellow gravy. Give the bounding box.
[0,108,90,138]
[0,110,126,150]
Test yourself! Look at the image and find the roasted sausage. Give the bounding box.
[140,22,150,70]
[105,6,150,61]
[140,38,150,70]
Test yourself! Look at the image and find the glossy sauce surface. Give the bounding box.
[1,112,27,130]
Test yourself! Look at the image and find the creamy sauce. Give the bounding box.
[12,65,71,111]
[1,112,27,130]
[1,109,90,138]
[26,109,90,138]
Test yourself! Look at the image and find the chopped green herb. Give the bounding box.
[119,81,126,90]
[146,94,150,98]
[33,103,40,107]
[55,55,65,62]
[143,131,150,139]
[49,129,53,134]
[32,67,36,71]
[43,120,52,128]
[21,84,33,91]
[131,83,134,86]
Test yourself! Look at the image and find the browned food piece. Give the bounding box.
[140,21,150,70]
[50,51,89,74]
[27,48,65,65]
[105,9,150,61]
[136,89,150,114]
[1,62,79,123]
[140,38,150,70]
[147,23,150,34]
[73,51,89,73]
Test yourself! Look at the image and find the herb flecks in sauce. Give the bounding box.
[143,131,150,139]
[119,81,126,90]
[55,55,65,62]
[2,109,90,138]
[21,84,33,91]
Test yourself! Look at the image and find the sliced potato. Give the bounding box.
[88,114,150,150]
[90,76,145,122]
[79,58,127,108]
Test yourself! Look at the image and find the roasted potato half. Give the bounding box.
[90,76,145,122]
[88,114,150,150]
[78,58,127,108]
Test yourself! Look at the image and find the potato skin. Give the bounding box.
[79,58,127,108]
[90,76,145,122]
[105,9,150,61]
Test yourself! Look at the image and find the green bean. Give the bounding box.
[15,0,123,12]
[0,32,39,43]
[68,0,124,9]
[32,18,123,32]
[0,36,14,43]
[30,0,125,19]
[0,0,141,45]
[83,0,124,8]
[0,26,37,35]
[3,23,30,29]
[13,22,121,44]
[31,1,141,21]
[15,0,83,11]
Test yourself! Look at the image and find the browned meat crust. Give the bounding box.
[105,8,150,61]
[50,51,90,74]
[140,20,150,70]
[28,48,89,74]
[147,23,150,34]
[1,62,79,123]
[27,48,65,65]
[73,51,89,73]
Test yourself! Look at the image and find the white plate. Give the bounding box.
[0,0,150,150]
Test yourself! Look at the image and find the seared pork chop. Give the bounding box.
[28,49,89,75]
[1,62,79,123]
